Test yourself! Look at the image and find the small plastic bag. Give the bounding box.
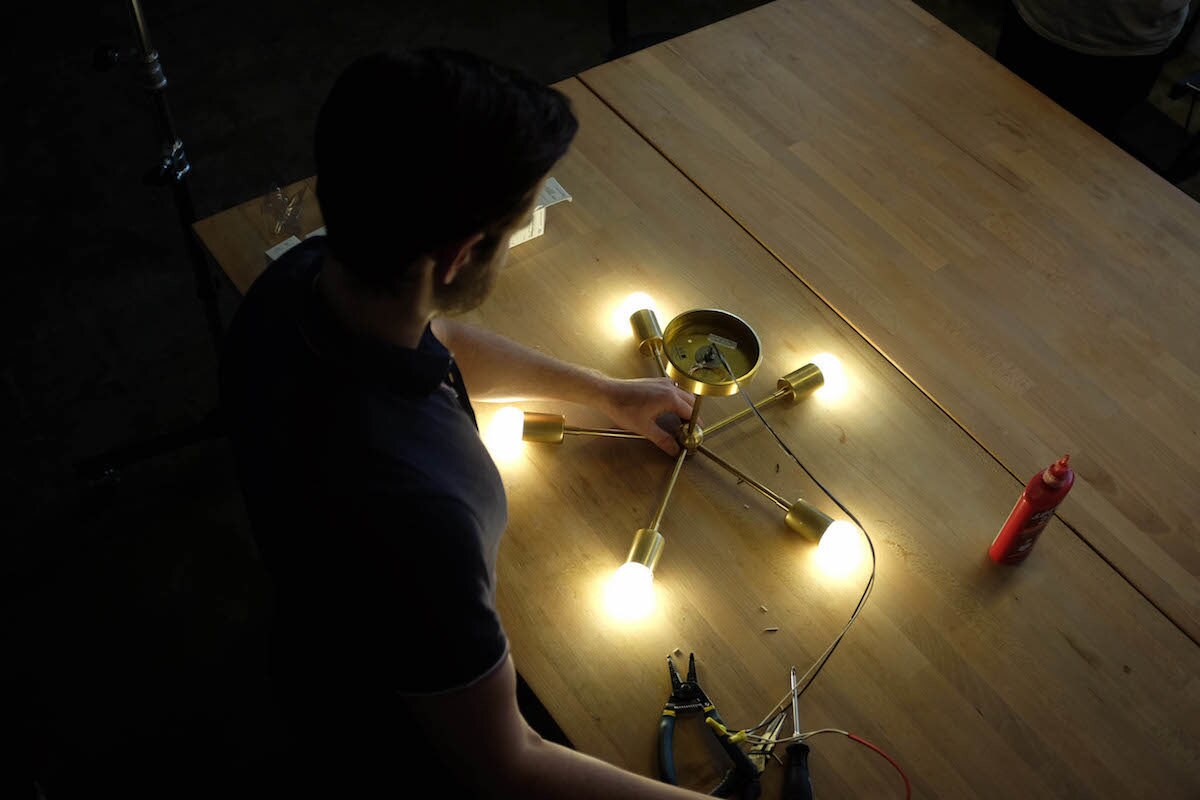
[261,182,307,238]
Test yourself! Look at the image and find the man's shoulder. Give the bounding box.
[229,239,323,335]
[329,386,506,520]
[249,237,325,295]
[223,239,323,367]
[339,454,493,538]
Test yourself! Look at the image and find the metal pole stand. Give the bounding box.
[78,0,225,481]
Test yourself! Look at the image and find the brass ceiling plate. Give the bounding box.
[662,309,762,396]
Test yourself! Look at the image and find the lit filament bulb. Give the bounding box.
[484,406,525,464]
[809,353,847,402]
[816,520,863,577]
[604,562,656,622]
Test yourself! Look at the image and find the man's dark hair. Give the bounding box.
[314,49,578,289]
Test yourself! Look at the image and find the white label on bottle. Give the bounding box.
[1020,508,1055,534]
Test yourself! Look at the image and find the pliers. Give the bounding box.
[716,667,815,799]
[658,653,760,796]
[659,654,816,799]
[709,707,788,799]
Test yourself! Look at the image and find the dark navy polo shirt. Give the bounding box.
[220,238,509,789]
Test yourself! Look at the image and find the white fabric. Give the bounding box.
[1014,0,1191,56]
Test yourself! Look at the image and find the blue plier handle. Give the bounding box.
[658,653,759,792]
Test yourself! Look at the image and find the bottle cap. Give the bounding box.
[1043,454,1071,487]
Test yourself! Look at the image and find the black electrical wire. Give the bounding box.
[707,344,876,700]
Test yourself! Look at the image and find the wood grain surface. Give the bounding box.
[194,78,1200,797]
[193,177,321,295]
[581,0,1200,647]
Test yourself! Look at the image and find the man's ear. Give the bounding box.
[432,232,485,286]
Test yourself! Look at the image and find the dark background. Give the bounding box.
[4,1,1198,795]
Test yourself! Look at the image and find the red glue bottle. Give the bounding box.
[989,455,1074,564]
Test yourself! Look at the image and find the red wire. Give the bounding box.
[846,733,912,800]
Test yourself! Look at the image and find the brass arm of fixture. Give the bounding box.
[564,426,645,440]
[702,363,826,439]
[647,447,690,532]
[702,387,790,438]
[651,342,669,377]
[696,445,790,511]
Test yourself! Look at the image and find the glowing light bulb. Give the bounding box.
[612,292,658,338]
[816,520,862,577]
[604,562,656,622]
[484,406,525,464]
[809,353,847,402]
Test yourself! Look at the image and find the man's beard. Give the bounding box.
[434,248,501,314]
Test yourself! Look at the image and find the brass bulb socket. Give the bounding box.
[630,309,664,357]
[784,499,834,542]
[522,412,566,444]
[778,363,824,402]
[627,528,665,572]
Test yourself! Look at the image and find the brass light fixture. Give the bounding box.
[514,306,849,620]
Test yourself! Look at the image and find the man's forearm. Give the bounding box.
[505,733,708,800]
[432,317,609,405]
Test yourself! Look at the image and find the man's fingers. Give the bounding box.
[672,387,696,420]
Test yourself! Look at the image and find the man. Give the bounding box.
[995,0,1191,137]
[222,49,708,797]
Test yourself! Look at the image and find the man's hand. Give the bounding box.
[430,320,697,453]
[598,377,696,455]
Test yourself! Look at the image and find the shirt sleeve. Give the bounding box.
[340,488,509,696]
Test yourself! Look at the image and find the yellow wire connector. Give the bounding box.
[705,717,748,743]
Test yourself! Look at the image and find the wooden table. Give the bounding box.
[195,77,1200,800]
[581,0,1200,646]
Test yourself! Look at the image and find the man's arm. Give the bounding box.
[432,317,694,454]
[404,654,709,799]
